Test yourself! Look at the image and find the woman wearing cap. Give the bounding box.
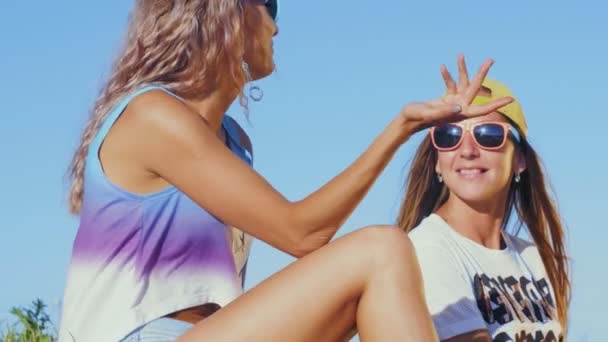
[57,0,513,341]
[398,56,570,341]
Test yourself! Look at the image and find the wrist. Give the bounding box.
[387,116,417,145]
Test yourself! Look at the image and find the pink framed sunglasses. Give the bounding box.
[430,121,522,151]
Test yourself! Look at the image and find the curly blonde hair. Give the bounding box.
[68,0,261,214]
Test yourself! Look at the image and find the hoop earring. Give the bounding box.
[242,62,264,102]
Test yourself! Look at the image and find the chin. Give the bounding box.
[256,59,275,79]
[446,171,511,203]
[448,184,501,205]
[453,192,493,206]
[449,184,511,210]
[247,51,275,80]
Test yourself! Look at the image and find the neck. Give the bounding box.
[185,79,241,135]
[436,193,509,250]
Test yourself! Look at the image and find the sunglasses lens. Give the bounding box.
[473,123,506,148]
[265,0,278,21]
[433,124,463,149]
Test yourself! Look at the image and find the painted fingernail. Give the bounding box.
[452,105,462,113]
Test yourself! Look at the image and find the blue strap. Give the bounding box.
[222,116,253,166]
[91,85,182,152]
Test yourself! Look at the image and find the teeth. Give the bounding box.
[459,169,483,175]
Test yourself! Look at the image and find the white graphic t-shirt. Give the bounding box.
[409,214,563,341]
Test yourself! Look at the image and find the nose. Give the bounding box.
[459,131,480,159]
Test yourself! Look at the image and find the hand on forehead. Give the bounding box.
[456,111,509,126]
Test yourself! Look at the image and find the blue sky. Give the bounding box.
[0,0,605,340]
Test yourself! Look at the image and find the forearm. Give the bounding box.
[291,118,414,247]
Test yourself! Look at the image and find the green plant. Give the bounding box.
[0,299,56,342]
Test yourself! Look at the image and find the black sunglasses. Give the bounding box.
[264,0,278,21]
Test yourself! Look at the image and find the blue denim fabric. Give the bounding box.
[121,318,193,341]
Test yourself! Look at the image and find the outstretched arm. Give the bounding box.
[133,56,510,258]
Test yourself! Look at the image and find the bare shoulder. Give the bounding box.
[124,89,212,148]
[125,89,201,130]
[118,89,218,172]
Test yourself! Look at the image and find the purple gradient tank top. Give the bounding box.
[58,85,253,342]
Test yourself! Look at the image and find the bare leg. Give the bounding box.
[178,226,438,342]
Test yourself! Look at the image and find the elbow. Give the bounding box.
[286,227,335,258]
[279,203,337,258]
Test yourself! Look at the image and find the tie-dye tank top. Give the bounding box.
[58,85,254,342]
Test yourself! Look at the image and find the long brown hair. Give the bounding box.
[397,133,571,329]
[68,0,262,214]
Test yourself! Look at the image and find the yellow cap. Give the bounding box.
[471,78,528,137]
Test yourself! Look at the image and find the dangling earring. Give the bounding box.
[437,173,443,183]
[241,61,263,102]
[515,173,521,183]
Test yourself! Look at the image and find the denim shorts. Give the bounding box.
[121,317,194,341]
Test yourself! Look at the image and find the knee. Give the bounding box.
[349,225,415,269]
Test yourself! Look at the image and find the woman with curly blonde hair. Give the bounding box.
[58,1,511,341]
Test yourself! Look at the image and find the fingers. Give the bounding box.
[426,103,463,121]
[424,103,469,127]
[427,55,508,124]
[465,58,494,102]
[441,65,457,95]
[457,54,469,91]
[401,101,462,127]
[467,97,514,117]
